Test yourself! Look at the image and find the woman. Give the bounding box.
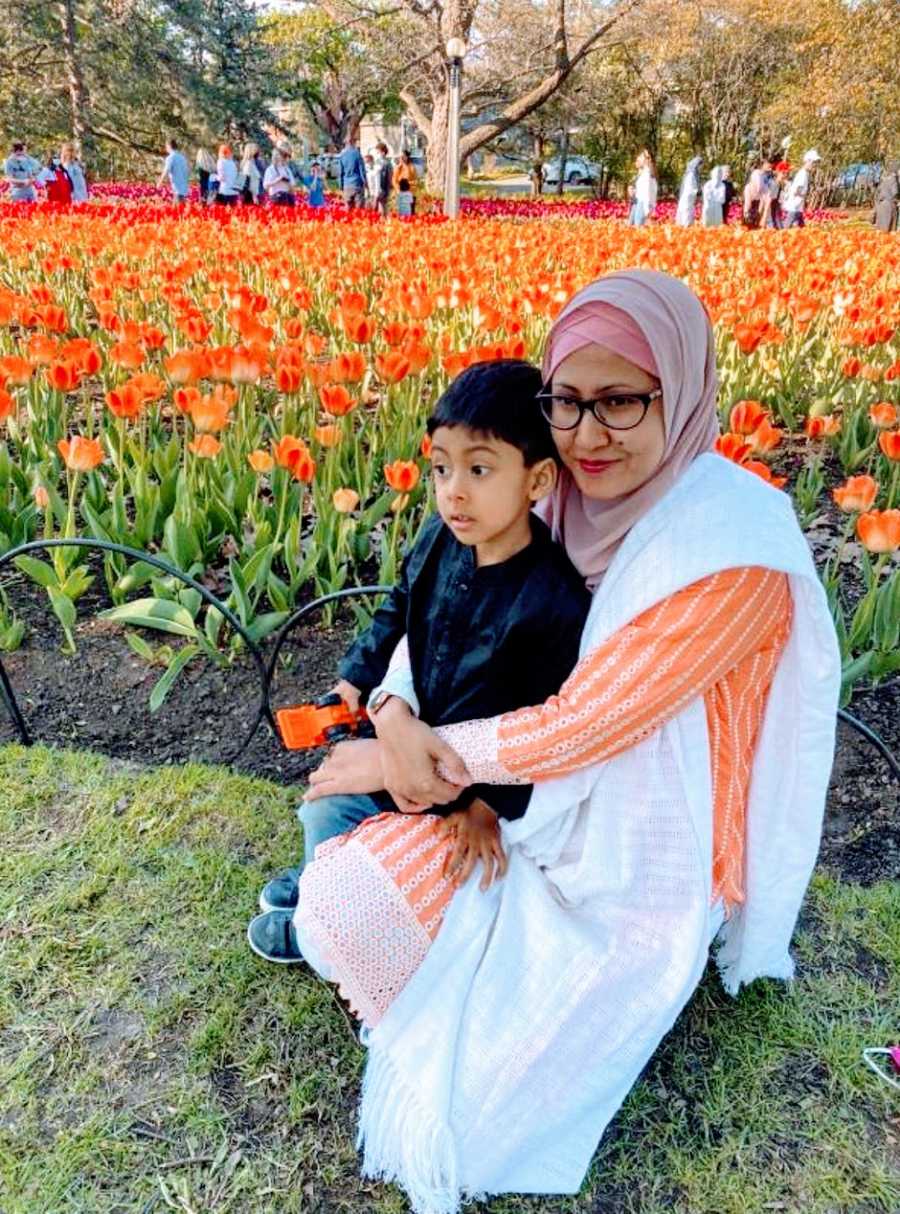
[675,155,702,226]
[293,271,840,1213]
[701,165,726,225]
[263,147,297,206]
[60,143,88,202]
[239,141,262,204]
[214,144,240,205]
[873,160,898,232]
[196,146,215,203]
[628,149,657,226]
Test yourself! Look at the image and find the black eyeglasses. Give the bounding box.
[536,388,662,431]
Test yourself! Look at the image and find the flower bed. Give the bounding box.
[0,204,897,713]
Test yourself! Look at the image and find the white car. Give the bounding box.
[542,156,601,186]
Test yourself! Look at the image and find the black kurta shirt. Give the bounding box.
[339,513,592,819]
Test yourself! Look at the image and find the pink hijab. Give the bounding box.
[540,269,720,587]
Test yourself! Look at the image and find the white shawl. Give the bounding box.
[356,453,840,1213]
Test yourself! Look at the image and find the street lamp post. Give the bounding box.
[444,36,466,219]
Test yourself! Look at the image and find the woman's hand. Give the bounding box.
[437,798,508,892]
[374,697,471,813]
[330,678,361,713]
[303,739,384,802]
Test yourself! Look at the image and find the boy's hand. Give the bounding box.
[438,798,508,892]
[330,679,361,713]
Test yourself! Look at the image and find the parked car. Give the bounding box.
[832,162,881,190]
[542,156,602,186]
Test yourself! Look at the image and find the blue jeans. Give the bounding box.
[296,792,392,869]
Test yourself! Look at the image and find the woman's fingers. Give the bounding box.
[432,738,472,789]
[494,836,509,881]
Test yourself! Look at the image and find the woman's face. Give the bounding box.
[550,343,666,500]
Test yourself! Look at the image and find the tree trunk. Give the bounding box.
[57,0,95,161]
[424,89,450,194]
[556,127,569,195]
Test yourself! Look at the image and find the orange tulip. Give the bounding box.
[275,364,302,393]
[248,449,274,473]
[375,351,411,385]
[805,415,841,438]
[856,509,900,553]
[314,424,341,448]
[188,435,222,458]
[333,488,360,513]
[420,433,433,459]
[173,386,202,414]
[33,484,50,509]
[45,361,81,392]
[0,388,14,423]
[109,340,146,371]
[190,393,231,433]
[334,351,367,383]
[272,434,310,475]
[26,334,59,364]
[869,402,898,429]
[833,475,878,513]
[0,355,34,385]
[384,459,420,492]
[58,435,104,471]
[743,460,787,489]
[382,321,409,347]
[105,384,144,420]
[841,356,862,378]
[320,384,355,416]
[729,400,768,436]
[878,431,900,461]
[292,450,316,483]
[165,350,205,385]
[344,313,375,344]
[747,417,783,453]
[714,433,751,464]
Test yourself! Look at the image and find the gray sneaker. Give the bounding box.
[258,867,301,913]
[247,910,305,964]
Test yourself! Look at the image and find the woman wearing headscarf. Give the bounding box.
[675,155,702,226]
[873,160,899,232]
[290,270,840,1214]
[701,165,726,226]
[628,148,657,226]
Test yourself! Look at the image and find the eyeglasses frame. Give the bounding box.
[535,387,663,431]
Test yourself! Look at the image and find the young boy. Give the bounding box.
[395,177,414,216]
[248,359,591,962]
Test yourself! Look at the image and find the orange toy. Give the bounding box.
[276,693,374,750]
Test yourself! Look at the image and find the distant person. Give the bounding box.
[373,142,392,216]
[364,152,379,208]
[392,150,418,198]
[304,161,326,209]
[39,153,73,204]
[873,160,898,232]
[675,156,702,226]
[530,160,544,198]
[782,149,820,228]
[60,143,88,201]
[239,142,262,204]
[157,138,190,203]
[629,149,657,226]
[195,147,215,203]
[338,135,367,209]
[721,165,736,223]
[395,176,414,216]
[263,147,297,206]
[742,159,770,228]
[215,144,240,205]
[4,141,40,202]
[768,161,790,228]
[701,165,726,226]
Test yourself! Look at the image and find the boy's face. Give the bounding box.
[430,425,556,558]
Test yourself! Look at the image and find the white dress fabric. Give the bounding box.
[702,169,725,225]
[630,167,657,225]
[675,159,701,226]
[304,453,840,1214]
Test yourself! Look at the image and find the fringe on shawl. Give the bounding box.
[358,1043,473,1214]
[714,911,795,996]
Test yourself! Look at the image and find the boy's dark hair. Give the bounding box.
[427,359,553,466]
[398,178,411,192]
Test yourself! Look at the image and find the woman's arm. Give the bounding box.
[433,567,790,784]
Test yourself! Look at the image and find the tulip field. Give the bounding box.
[0,200,898,715]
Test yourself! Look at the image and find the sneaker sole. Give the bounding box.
[246,918,306,965]
[258,891,298,915]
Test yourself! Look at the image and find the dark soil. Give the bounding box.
[1,559,897,888]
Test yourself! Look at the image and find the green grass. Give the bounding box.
[1,744,898,1214]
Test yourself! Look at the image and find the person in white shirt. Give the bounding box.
[4,141,40,202]
[263,147,297,206]
[629,149,657,226]
[239,142,262,204]
[701,165,726,226]
[782,148,820,228]
[60,143,88,201]
[157,138,190,203]
[364,153,380,208]
[675,156,702,226]
[215,144,240,205]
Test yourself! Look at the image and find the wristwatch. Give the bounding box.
[367,689,395,717]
